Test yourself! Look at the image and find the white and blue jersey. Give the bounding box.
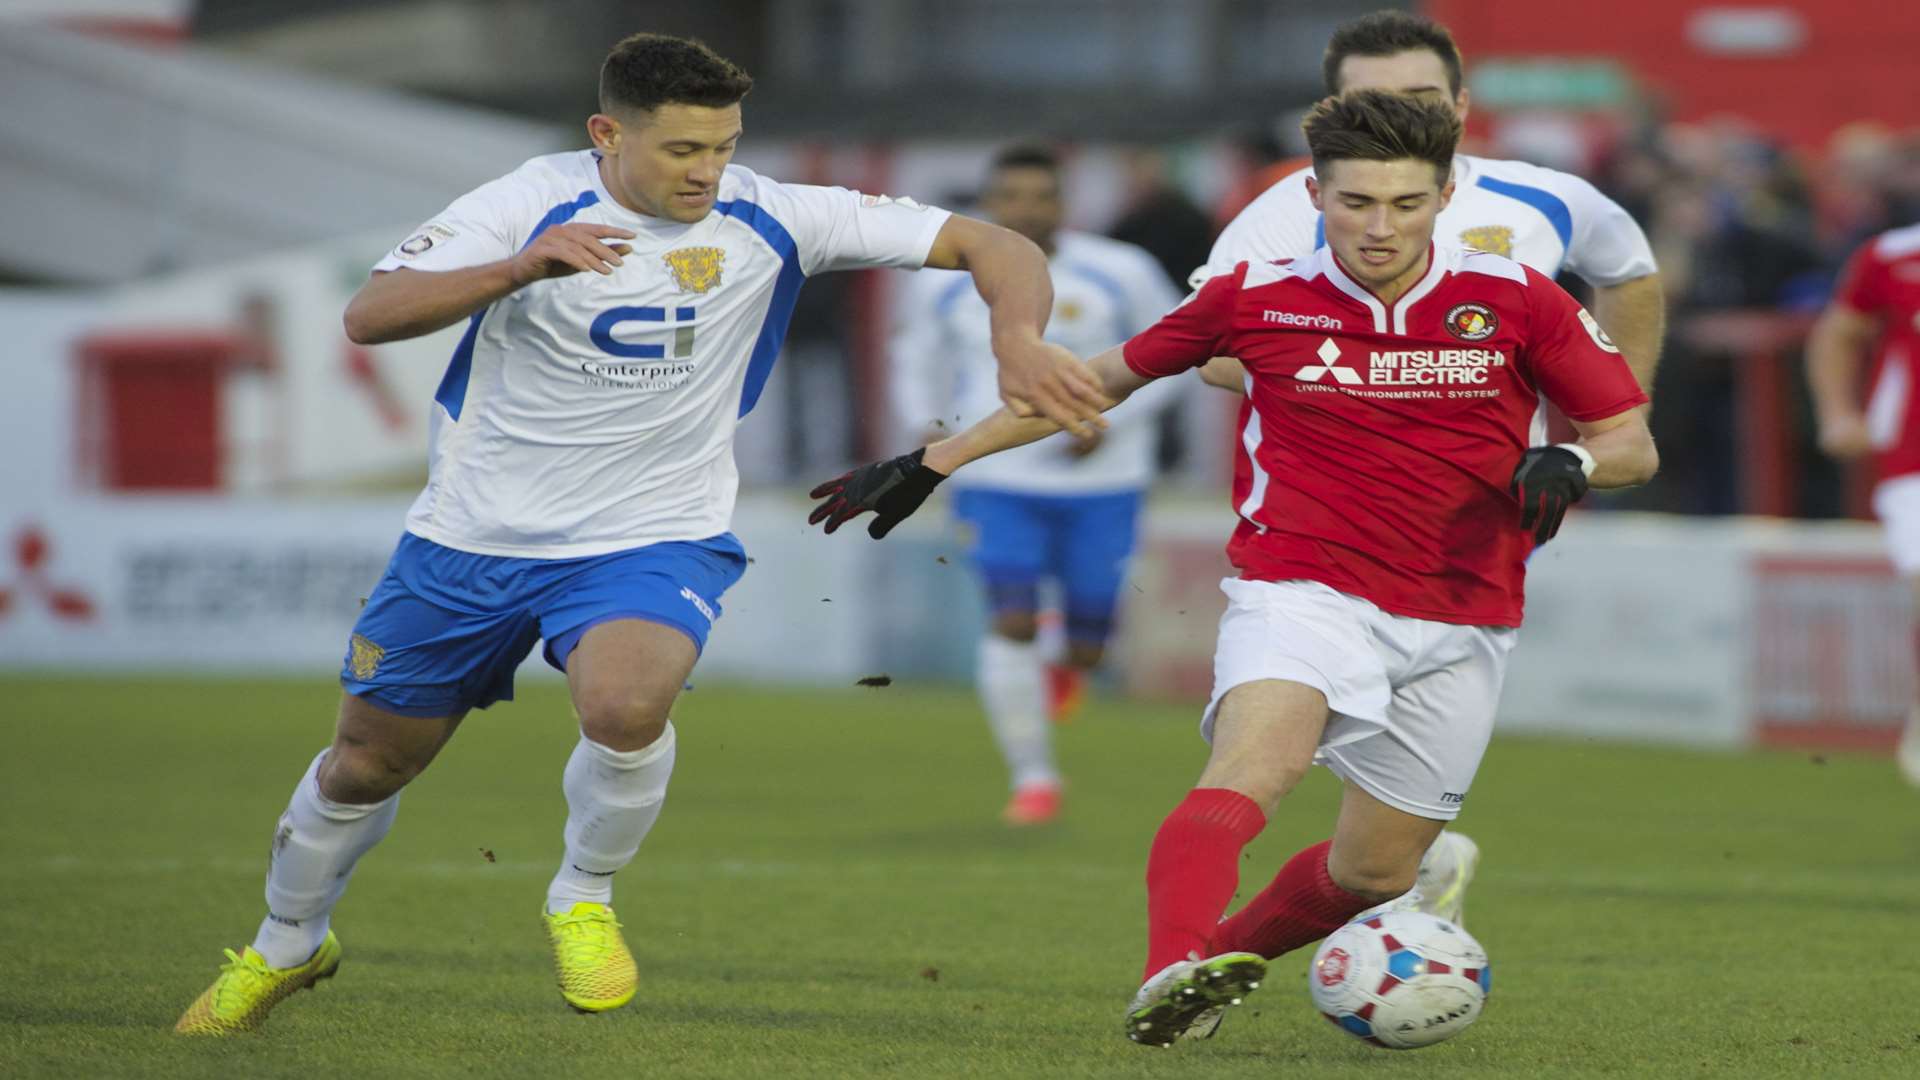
[890,230,1185,495]
[377,151,951,558]
[1198,153,1657,287]
[340,152,952,714]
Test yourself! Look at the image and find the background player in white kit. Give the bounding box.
[891,145,1185,825]
[1195,10,1668,923]
[174,33,1108,1035]
[809,91,1657,1046]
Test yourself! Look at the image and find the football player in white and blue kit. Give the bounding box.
[1189,10,1664,941]
[175,33,1109,1035]
[1199,12,1664,397]
[891,146,1185,825]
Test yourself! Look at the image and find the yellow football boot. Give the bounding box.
[543,902,637,1012]
[174,932,341,1035]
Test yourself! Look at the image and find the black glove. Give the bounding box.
[1509,446,1590,545]
[807,447,947,539]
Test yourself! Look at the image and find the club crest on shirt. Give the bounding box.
[663,246,726,294]
[1458,225,1514,258]
[1444,302,1499,342]
[348,634,385,680]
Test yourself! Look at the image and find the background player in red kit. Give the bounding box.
[806,91,1658,1047]
[1808,222,1920,785]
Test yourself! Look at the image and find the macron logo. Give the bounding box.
[1262,310,1343,329]
[1293,337,1362,385]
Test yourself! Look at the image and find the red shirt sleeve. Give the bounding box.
[1122,263,1245,378]
[1520,267,1649,422]
[1833,240,1889,315]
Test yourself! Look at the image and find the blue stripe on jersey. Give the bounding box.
[520,190,601,252]
[933,275,974,319]
[1313,215,1325,250]
[433,189,600,421]
[1057,259,1133,342]
[1474,176,1573,251]
[715,197,804,418]
[432,311,487,420]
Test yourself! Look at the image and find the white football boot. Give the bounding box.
[1124,952,1266,1047]
[1897,706,1920,789]
[1355,830,1481,928]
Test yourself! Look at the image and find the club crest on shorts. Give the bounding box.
[1458,224,1513,258]
[1444,303,1499,342]
[348,634,385,680]
[663,246,726,294]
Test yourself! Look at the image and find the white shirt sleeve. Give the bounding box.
[1192,168,1321,290]
[751,176,954,277]
[887,269,960,438]
[371,171,535,274]
[1550,171,1658,287]
[1119,247,1186,330]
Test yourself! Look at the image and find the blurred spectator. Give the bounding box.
[1106,147,1215,290]
[1212,123,1312,234]
[1104,147,1216,472]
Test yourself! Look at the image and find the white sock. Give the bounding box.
[977,634,1057,790]
[251,750,399,968]
[545,724,677,915]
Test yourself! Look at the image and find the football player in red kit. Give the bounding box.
[807,91,1657,1046]
[1809,222,1920,785]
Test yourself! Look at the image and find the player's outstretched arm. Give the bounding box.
[343,223,637,344]
[922,215,1112,437]
[807,347,1149,539]
[1510,409,1658,544]
[923,346,1147,475]
[1805,302,1879,459]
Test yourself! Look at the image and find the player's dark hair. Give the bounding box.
[599,33,754,116]
[1302,90,1461,186]
[1322,11,1464,97]
[989,144,1061,176]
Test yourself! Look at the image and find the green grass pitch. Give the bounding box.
[2,675,1918,1078]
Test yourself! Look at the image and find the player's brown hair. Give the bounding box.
[1302,90,1461,186]
[1322,11,1464,97]
[599,33,754,115]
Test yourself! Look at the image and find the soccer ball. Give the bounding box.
[1308,910,1490,1049]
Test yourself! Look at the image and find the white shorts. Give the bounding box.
[1874,474,1920,576]
[1201,578,1518,820]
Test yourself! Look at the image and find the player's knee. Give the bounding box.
[1198,756,1310,818]
[575,685,673,752]
[1326,850,1420,902]
[1064,640,1105,669]
[991,612,1039,642]
[319,737,426,803]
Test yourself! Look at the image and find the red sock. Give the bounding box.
[1212,839,1376,959]
[1142,788,1267,980]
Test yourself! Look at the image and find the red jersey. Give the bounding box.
[1124,244,1646,627]
[1833,223,1920,481]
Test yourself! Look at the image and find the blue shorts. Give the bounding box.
[340,532,747,718]
[949,487,1143,644]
